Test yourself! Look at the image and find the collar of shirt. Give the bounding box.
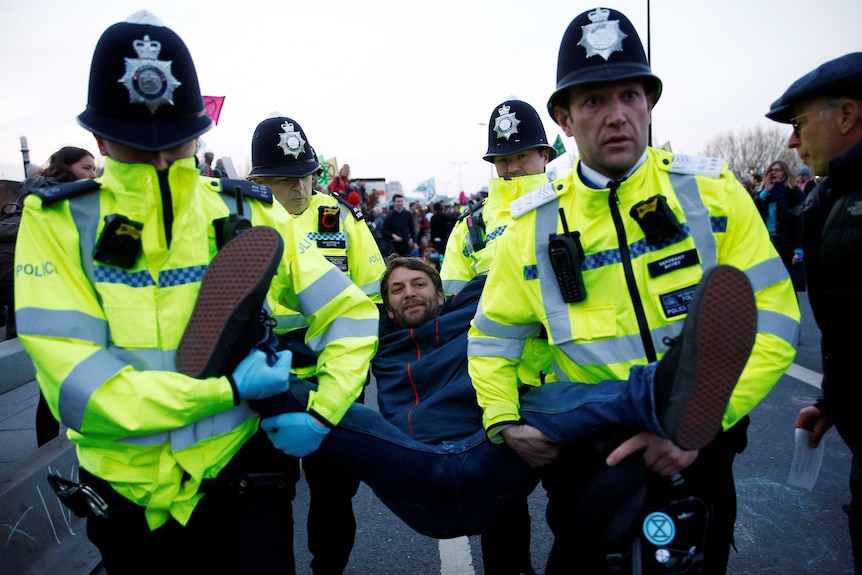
[578,151,648,189]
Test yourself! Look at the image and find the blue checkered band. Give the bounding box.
[711,216,727,233]
[523,265,539,280]
[94,266,156,287]
[461,245,471,258]
[160,265,207,287]
[307,232,346,242]
[486,225,507,242]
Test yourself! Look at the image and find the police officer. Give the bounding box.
[247,116,384,575]
[440,98,556,297]
[467,7,800,574]
[13,12,378,574]
[766,52,862,574]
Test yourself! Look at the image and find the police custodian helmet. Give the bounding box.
[248,117,322,179]
[483,99,557,163]
[548,7,663,121]
[77,11,212,152]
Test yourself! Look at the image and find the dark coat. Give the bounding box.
[798,138,862,454]
[754,182,806,291]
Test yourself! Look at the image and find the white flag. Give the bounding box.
[414,177,436,202]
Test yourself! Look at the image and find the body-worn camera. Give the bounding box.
[93,214,143,269]
[629,195,683,245]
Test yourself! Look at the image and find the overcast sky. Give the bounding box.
[1,0,860,197]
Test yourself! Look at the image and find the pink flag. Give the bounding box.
[202,95,226,125]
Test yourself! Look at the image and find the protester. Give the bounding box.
[261,256,757,572]
[13,12,378,574]
[766,51,862,575]
[467,8,800,573]
[329,163,351,197]
[247,115,384,575]
[753,160,806,292]
[199,151,214,176]
[795,165,816,193]
[381,193,416,256]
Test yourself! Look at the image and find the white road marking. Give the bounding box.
[785,363,822,389]
[439,536,475,575]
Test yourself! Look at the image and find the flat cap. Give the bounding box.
[766,52,862,123]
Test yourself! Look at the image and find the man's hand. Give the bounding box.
[501,424,562,468]
[392,234,402,242]
[606,431,698,477]
[795,405,832,448]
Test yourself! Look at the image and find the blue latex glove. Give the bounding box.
[230,348,292,403]
[261,412,330,457]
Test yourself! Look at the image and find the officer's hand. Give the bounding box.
[261,412,330,458]
[795,405,832,448]
[606,431,698,477]
[501,424,562,468]
[230,349,292,402]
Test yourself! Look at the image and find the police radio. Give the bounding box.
[214,186,252,250]
[548,208,586,303]
[465,202,486,252]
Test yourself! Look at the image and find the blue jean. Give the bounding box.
[276,363,662,539]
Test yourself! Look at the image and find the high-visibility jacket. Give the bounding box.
[441,173,552,385]
[14,157,378,529]
[271,191,384,337]
[441,173,549,296]
[468,148,800,436]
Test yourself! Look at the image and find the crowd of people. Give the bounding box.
[8,5,862,575]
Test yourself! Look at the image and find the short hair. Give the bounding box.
[380,256,443,310]
[392,193,404,201]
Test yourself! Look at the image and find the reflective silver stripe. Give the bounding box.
[307,316,378,355]
[14,308,108,346]
[759,309,800,346]
[535,197,573,343]
[471,307,544,340]
[746,257,790,292]
[69,193,101,288]
[360,278,381,297]
[467,336,524,360]
[668,173,717,268]
[59,349,130,431]
[120,404,258,448]
[108,347,176,371]
[275,314,310,331]
[442,279,469,295]
[298,266,352,316]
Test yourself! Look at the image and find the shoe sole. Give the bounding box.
[671,265,757,450]
[176,226,283,378]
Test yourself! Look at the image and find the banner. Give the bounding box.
[553,134,567,158]
[414,178,436,202]
[202,95,226,125]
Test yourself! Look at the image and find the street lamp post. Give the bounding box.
[452,162,467,194]
[20,136,30,178]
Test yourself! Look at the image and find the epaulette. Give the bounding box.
[30,179,101,206]
[332,192,365,221]
[666,153,723,179]
[456,199,485,222]
[211,178,273,205]
[510,182,558,219]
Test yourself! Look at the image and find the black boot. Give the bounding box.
[653,265,757,450]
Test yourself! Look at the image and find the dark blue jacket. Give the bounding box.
[372,275,486,443]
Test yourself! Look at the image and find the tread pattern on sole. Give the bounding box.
[176,227,283,378]
[675,267,757,450]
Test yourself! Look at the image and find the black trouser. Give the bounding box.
[81,429,299,575]
[543,417,749,575]
[481,497,534,575]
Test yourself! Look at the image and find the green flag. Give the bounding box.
[553,135,567,157]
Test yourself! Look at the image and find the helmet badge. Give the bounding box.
[493,104,521,141]
[118,35,182,114]
[278,121,306,158]
[577,7,628,61]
